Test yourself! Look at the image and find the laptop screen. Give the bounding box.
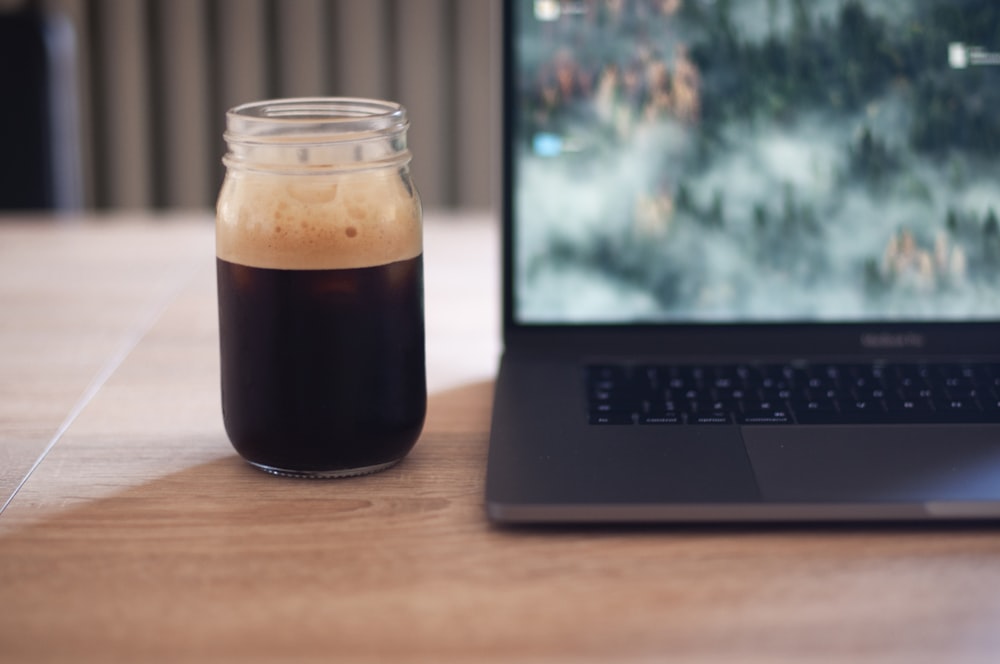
[508,0,1000,325]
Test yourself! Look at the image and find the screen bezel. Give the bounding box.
[500,0,1000,359]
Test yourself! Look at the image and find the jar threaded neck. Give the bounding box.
[223,98,411,174]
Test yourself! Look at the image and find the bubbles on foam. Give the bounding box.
[217,170,422,270]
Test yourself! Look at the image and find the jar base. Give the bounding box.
[247,457,402,479]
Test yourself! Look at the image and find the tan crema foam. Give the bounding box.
[216,171,422,270]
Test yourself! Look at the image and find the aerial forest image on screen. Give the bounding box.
[514,0,1000,323]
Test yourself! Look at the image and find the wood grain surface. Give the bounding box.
[2,213,1000,663]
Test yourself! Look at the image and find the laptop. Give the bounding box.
[485,0,1000,523]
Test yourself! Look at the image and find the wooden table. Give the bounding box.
[2,211,1000,663]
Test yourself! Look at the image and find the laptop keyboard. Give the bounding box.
[587,362,1000,425]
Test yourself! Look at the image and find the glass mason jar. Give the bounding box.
[216,98,425,478]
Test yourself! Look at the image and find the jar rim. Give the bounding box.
[225,97,408,143]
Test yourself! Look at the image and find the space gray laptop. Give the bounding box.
[485,0,1000,523]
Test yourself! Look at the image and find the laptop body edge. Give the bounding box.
[486,0,1000,525]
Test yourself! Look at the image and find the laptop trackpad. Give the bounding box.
[743,425,1000,502]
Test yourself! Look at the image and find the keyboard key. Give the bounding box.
[885,397,935,415]
[691,412,730,425]
[738,409,793,424]
[797,398,838,412]
[589,413,634,425]
[933,398,980,415]
[640,414,683,425]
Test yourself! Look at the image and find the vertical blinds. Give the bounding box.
[48,0,496,210]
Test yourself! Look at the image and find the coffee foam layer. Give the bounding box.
[216,171,421,270]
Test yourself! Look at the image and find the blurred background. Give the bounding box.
[0,0,498,212]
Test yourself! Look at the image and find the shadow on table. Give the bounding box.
[0,380,496,539]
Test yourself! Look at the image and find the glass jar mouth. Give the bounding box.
[225,97,408,144]
[223,97,411,173]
